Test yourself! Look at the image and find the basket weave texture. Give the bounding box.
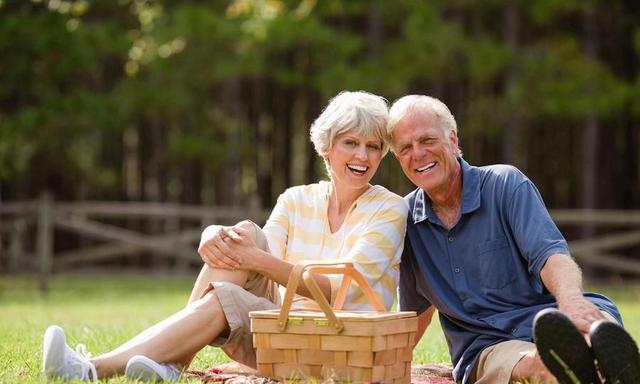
[250,261,417,383]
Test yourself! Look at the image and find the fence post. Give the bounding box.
[37,192,53,294]
[9,218,26,273]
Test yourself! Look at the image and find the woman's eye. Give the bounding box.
[344,140,357,146]
[367,143,381,150]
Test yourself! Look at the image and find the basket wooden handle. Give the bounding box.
[278,260,385,332]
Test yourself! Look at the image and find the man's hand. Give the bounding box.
[557,294,606,333]
[540,253,606,334]
[197,225,241,270]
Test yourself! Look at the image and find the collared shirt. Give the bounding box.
[399,158,621,384]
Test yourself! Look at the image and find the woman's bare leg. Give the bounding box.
[188,265,249,304]
[188,221,260,304]
[89,291,227,379]
[175,220,262,369]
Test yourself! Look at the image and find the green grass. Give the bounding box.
[1,275,639,383]
[0,274,228,383]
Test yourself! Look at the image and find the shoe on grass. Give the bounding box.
[125,355,180,382]
[533,308,599,384]
[590,319,640,384]
[42,325,97,383]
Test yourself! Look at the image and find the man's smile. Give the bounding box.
[415,161,437,173]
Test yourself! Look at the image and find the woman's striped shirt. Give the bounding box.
[263,180,409,311]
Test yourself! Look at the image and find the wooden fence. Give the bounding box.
[1,194,639,293]
[0,193,270,292]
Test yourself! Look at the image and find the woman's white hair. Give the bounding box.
[310,91,390,173]
[387,95,462,157]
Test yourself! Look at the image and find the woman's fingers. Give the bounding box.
[223,226,245,242]
[198,229,240,269]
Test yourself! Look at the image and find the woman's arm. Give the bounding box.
[223,224,332,300]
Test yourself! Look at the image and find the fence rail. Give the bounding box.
[1,194,639,293]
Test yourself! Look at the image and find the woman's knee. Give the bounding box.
[235,220,268,251]
[192,290,223,315]
[195,265,250,290]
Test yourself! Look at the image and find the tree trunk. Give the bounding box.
[580,6,600,275]
[502,3,522,168]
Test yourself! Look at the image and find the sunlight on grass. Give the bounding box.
[0,274,219,383]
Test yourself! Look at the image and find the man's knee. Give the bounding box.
[512,351,557,384]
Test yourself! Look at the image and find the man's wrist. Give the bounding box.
[555,288,583,304]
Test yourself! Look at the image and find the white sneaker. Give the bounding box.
[125,355,180,382]
[42,325,98,383]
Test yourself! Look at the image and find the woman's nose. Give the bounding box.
[355,145,368,159]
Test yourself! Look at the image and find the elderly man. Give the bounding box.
[388,94,640,384]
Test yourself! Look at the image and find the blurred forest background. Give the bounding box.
[1,0,640,279]
[1,0,639,209]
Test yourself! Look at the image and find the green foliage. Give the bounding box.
[517,37,629,119]
[0,0,638,208]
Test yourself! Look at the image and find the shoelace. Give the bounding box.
[69,344,98,383]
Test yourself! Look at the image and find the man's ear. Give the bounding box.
[449,129,459,149]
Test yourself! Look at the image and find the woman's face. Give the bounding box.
[326,129,384,192]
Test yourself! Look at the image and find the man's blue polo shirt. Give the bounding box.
[399,158,621,384]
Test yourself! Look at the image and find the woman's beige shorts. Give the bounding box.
[210,277,279,369]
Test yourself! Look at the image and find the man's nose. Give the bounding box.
[413,143,427,158]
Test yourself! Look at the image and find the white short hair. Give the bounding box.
[310,91,390,166]
[387,95,461,157]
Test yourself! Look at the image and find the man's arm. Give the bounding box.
[413,306,436,348]
[540,253,606,333]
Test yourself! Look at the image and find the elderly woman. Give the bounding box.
[42,91,409,382]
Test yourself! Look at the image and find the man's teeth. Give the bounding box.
[347,164,368,174]
[416,162,436,172]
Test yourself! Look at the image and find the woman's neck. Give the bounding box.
[326,180,369,233]
[329,181,369,214]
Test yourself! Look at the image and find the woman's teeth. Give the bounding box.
[347,164,368,175]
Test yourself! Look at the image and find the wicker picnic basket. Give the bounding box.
[250,261,417,383]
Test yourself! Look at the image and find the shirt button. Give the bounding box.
[448,236,454,242]
[454,268,460,273]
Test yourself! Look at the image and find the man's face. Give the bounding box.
[391,111,460,194]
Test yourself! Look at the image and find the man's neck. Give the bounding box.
[428,162,462,210]
[427,162,463,229]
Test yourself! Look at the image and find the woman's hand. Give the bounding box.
[222,223,260,270]
[197,225,241,270]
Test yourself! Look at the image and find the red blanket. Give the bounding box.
[186,363,454,383]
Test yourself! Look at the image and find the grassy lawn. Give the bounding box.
[1,274,638,383]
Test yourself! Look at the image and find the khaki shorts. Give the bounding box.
[205,223,281,368]
[470,310,619,384]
